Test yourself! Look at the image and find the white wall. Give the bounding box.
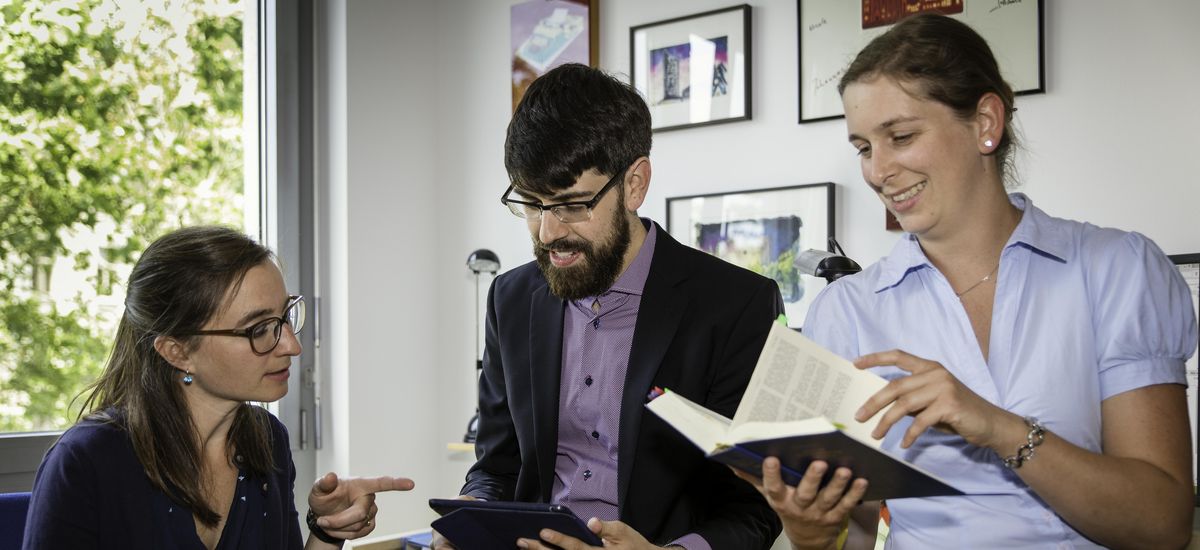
[316,0,444,536]
[318,0,1200,538]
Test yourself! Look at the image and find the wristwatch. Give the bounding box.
[306,509,345,547]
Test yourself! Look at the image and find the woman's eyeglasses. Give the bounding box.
[180,295,306,355]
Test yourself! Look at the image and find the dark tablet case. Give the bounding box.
[429,499,602,549]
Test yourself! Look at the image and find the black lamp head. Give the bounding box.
[814,255,862,282]
[794,249,862,284]
[467,249,501,274]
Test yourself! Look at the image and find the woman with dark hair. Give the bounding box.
[739,14,1196,549]
[23,226,414,549]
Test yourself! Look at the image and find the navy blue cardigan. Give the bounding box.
[22,410,302,549]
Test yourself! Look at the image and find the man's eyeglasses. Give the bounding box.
[501,168,624,224]
[180,295,305,355]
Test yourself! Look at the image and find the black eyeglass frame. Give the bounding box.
[178,295,305,355]
[500,168,625,224]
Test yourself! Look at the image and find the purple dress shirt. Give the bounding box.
[550,222,709,550]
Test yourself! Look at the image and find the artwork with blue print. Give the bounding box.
[647,36,728,106]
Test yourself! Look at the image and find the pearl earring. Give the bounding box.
[984,139,994,148]
[183,371,194,385]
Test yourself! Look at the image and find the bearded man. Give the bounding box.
[438,63,784,550]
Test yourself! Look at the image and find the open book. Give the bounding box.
[646,323,962,501]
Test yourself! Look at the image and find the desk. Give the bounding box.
[446,442,474,453]
[398,530,433,549]
[349,529,433,550]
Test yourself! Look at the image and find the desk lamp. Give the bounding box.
[795,237,862,283]
[463,249,500,443]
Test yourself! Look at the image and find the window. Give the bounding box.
[0,0,253,434]
[0,0,313,496]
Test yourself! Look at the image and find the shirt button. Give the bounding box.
[262,483,269,492]
[584,376,593,386]
[591,431,599,439]
[583,469,593,479]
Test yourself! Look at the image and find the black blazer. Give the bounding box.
[462,223,784,549]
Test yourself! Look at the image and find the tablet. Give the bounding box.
[428,499,603,549]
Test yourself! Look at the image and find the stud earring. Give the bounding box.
[984,139,994,148]
[183,371,194,385]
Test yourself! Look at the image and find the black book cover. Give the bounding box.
[712,431,963,501]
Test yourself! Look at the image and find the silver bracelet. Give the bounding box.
[1002,416,1045,469]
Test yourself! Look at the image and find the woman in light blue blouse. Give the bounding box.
[740,14,1197,550]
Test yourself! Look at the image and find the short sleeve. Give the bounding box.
[1089,232,1197,399]
[803,279,863,362]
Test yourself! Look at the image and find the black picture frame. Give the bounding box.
[1169,253,1200,506]
[797,0,1045,123]
[630,4,752,132]
[665,183,834,328]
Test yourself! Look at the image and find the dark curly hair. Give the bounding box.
[505,63,651,194]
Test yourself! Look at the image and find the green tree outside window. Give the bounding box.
[0,0,247,432]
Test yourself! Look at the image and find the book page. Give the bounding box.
[727,416,837,444]
[732,323,889,443]
[645,391,733,454]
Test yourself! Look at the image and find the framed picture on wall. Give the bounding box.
[797,0,1045,122]
[1169,253,1200,505]
[630,4,752,132]
[666,183,834,329]
[511,0,599,112]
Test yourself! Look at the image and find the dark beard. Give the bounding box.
[533,208,632,301]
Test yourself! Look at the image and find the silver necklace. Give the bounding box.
[955,264,1000,298]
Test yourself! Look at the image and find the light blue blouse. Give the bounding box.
[805,194,1197,549]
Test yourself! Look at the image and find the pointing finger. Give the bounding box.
[355,475,416,494]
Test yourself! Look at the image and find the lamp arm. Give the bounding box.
[474,272,482,369]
